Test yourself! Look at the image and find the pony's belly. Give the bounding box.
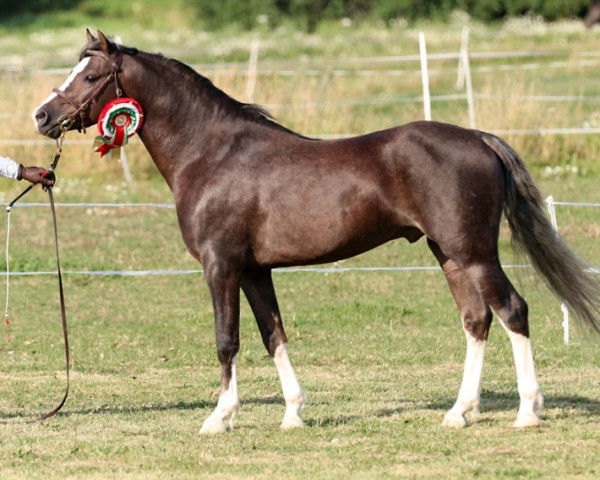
[251,224,423,267]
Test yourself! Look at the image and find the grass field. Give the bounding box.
[0,17,599,480]
[0,180,597,479]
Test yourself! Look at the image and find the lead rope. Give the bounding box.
[3,130,70,423]
[4,207,12,344]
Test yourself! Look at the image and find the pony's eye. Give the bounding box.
[85,74,99,83]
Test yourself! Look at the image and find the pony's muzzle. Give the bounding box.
[34,108,50,130]
[33,108,63,139]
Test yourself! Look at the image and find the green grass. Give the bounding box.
[0,176,597,478]
[0,269,599,478]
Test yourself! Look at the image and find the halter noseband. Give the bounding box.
[53,49,123,134]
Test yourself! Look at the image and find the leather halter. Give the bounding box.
[52,49,123,134]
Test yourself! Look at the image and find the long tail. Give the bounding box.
[479,131,600,334]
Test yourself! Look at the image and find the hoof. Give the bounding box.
[200,417,229,434]
[512,413,540,429]
[281,415,305,430]
[442,411,467,429]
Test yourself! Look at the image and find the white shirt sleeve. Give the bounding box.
[0,156,21,179]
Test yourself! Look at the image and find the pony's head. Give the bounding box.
[32,30,126,138]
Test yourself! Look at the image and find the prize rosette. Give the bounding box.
[94,98,144,157]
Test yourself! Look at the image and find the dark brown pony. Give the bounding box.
[33,31,600,432]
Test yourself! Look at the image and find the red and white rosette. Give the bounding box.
[94,98,144,157]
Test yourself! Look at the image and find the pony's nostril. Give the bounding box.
[35,109,49,127]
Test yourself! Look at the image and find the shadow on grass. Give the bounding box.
[71,399,217,417]
[2,392,597,426]
[305,407,405,428]
[305,391,600,428]
[0,400,213,422]
[0,395,285,422]
[428,391,600,415]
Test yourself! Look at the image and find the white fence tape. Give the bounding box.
[3,199,598,344]
[2,200,596,281]
[4,264,533,277]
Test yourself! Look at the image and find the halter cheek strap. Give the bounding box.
[52,49,123,134]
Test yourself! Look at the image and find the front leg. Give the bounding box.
[241,270,306,429]
[200,265,242,434]
[200,357,239,433]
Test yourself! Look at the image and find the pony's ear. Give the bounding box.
[97,30,114,54]
[86,28,97,44]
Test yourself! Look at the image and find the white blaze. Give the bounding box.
[32,57,91,131]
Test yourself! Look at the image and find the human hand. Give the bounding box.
[19,166,55,188]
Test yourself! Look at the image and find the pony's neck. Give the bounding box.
[119,51,302,197]
[121,53,238,190]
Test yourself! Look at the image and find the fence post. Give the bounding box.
[419,32,432,121]
[546,195,569,344]
[246,38,260,103]
[456,26,468,89]
[459,28,476,129]
[115,147,132,183]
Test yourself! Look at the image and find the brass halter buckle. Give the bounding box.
[57,114,75,133]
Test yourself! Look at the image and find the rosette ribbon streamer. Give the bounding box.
[94,98,144,157]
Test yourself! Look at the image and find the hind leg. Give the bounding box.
[429,240,492,428]
[241,269,306,429]
[464,261,544,428]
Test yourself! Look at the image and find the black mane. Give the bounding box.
[81,40,300,134]
[156,53,276,124]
